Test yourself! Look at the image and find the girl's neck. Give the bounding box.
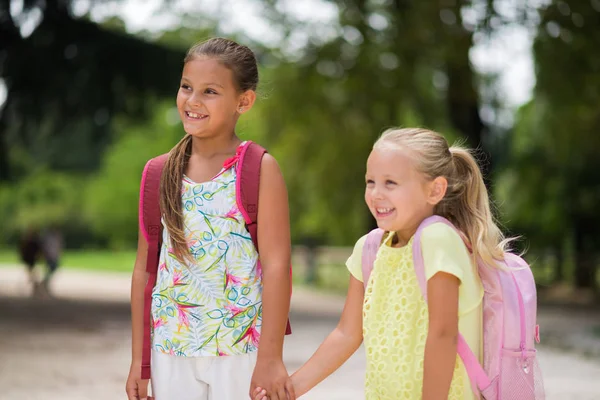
[190,133,242,159]
[392,211,436,247]
[391,229,416,248]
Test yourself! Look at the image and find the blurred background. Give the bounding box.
[1,0,599,399]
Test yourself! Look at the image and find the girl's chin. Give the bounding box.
[375,220,400,232]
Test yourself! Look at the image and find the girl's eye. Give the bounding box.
[205,88,218,94]
[385,180,397,185]
[366,179,375,185]
[180,84,191,90]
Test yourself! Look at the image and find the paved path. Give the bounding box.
[1,268,599,399]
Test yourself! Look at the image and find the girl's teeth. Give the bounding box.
[377,208,393,213]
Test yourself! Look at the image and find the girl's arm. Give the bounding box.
[125,229,150,400]
[422,271,460,400]
[251,154,294,400]
[290,275,364,397]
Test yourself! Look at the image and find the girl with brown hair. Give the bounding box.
[126,38,294,400]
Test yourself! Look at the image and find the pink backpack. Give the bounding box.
[138,141,292,380]
[361,215,545,400]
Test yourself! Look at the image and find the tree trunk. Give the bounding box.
[0,0,22,181]
[573,222,597,289]
[552,244,564,283]
[0,105,10,181]
[444,3,490,178]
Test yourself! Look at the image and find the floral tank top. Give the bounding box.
[151,152,262,357]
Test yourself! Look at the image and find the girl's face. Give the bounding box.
[176,57,253,138]
[365,147,440,241]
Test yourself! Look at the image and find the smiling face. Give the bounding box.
[365,147,438,241]
[176,57,250,139]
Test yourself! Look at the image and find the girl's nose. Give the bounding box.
[371,186,384,200]
[187,91,202,107]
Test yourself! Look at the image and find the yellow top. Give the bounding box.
[346,222,483,399]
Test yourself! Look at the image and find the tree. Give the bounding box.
[0,0,186,181]
[501,0,600,289]
[252,0,496,243]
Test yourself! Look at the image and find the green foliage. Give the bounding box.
[0,5,185,181]
[252,0,476,244]
[495,101,568,245]
[0,170,83,243]
[0,249,136,272]
[84,101,184,248]
[2,0,599,290]
[495,0,600,287]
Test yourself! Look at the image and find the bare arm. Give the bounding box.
[126,229,150,400]
[256,153,291,360]
[291,275,364,397]
[422,272,460,400]
[130,228,149,363]
[250,154,293,400]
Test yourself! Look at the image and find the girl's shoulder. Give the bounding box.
[345,234,369,282]
[346,233,370,265]
[420,221,465,246]
[420,222,472,281]
[354,233,369,250]
[420,222,471,266]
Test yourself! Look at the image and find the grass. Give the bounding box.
[3,246,594,296]
[0,249,136,273]
[0,251,18,264]
[313,263,351,295]
[290,249,351,295]
[0,248,350,290]
[0,248,351,295]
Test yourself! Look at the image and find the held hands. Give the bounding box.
[252,377,300,400]
[253,386,268,400]
[249,357,296,400]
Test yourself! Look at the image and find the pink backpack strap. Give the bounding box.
[412,215,491,396]
[361,229,385,290]
[139,153,168,380]
[236,141,292,335]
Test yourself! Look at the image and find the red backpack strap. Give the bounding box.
[236,141,265,250]
[140,154,168,272]
[138,153,168,380]
[236,141,292,335]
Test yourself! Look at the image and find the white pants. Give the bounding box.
[151,350,258,400]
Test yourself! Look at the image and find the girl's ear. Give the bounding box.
[237,90,257,114]
[427,176,448,206]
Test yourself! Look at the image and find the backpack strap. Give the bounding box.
[412,215,491,396]
[236,141,265,251]
[236,141,292,335]
[361,229,385,291]
[138,154,168,380]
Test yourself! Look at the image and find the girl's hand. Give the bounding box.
[253,387,267,400]
[125,362,150,400]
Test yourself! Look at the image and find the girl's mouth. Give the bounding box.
[185,111,208,120]
[375,207,395,218]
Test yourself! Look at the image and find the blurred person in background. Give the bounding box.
[18,226,42,294]
[40,225,63,295]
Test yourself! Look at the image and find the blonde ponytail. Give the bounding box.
[441,147,509,266]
